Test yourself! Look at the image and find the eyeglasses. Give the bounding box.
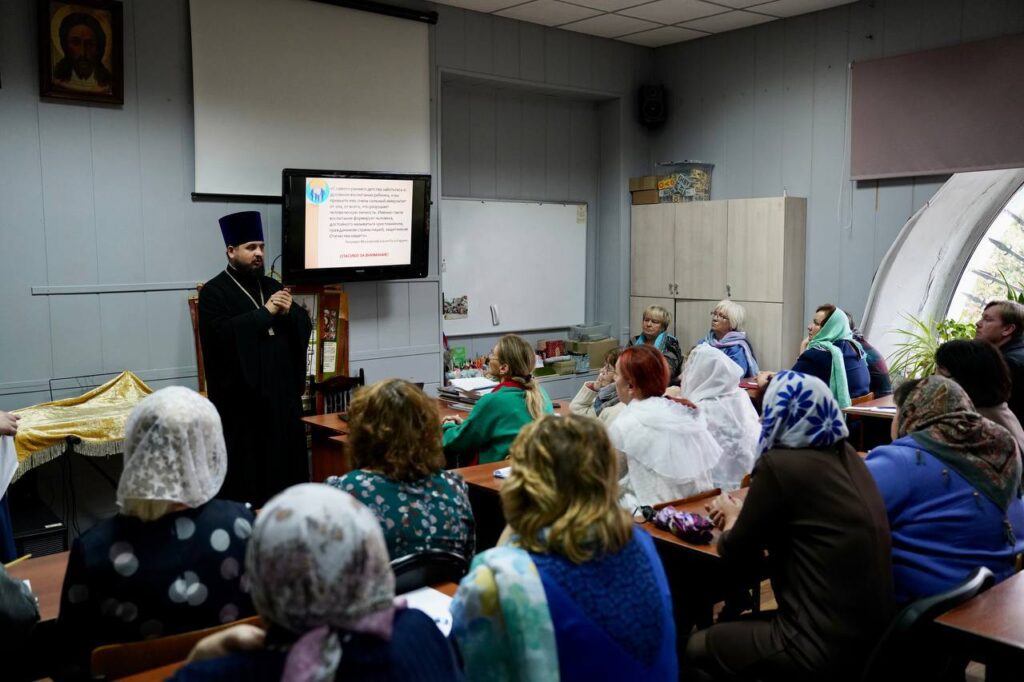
[711,312,729,320]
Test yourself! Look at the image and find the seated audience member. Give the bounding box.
[608,345,721,509]
[58,387,254,678]
[847,312,892,397]
[975,299,1024,424]
[326,379,474,560]
[762,305,869,408]
[631,304,684,384]
[1,563,39,677]
[680,345,760,490]
[172,484,462,681]
[686,371,893,682]
[570,347,624,425]
[936,339,1024,453]
[443,334,553,465]
[452,415,677,681]
[865,376,1024,604]
[696,299,759,378]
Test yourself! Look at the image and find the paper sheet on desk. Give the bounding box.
[0,436,17,498]
[400,587,454,636]
[449,377,498,392]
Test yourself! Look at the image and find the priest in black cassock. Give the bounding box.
[198,211,312,506]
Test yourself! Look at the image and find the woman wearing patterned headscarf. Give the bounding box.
[684,371,893,682]
[680,344,761,490]
[173,484,462,682]
[865,375,1024,605]
[58,387,254,679]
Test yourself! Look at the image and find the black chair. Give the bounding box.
[309,368,365,414]
[859,566,996,682]
[391,549,469,594]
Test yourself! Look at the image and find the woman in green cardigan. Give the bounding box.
[442,334,553,465]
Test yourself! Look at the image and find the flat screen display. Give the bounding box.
[282,169,431,284]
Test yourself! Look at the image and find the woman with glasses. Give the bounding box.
[696,299,759,379]
[630,304,684,384]
[569,347,625,425]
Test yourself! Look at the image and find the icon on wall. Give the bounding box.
[39,0,124,105]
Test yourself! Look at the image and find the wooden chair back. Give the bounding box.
[653,487,722,511]
[187,284,207,395]
[310,368,366,414]
[90,615,262,680]
[851,391,876,406]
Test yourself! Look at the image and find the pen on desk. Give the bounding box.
[4,553,32,569]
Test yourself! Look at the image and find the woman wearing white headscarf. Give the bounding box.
[684,372,893,682]
[679,345,761,490]
[173,484,463,682]
[58,387,254,679]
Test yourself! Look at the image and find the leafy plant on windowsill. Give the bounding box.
[998,270,1024,303]
[887,314,976,380]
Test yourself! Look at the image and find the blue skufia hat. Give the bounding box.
[218,211,264,246]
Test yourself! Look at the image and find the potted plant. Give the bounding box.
[887,314,975,380]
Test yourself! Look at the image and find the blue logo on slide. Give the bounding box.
[306,179,330,204]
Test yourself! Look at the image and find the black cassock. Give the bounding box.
[198,268,312,506]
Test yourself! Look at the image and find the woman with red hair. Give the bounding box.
[608,345,722,511]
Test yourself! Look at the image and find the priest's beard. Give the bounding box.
[229,256,265,278]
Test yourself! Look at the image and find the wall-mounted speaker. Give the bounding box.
[638,84,667,129]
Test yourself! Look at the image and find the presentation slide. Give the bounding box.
[303,177,414,269]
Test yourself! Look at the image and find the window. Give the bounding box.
[947,183,1024,323]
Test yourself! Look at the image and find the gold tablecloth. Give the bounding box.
[12,371,152,480]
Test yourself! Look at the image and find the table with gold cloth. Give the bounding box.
[11,371,153,482]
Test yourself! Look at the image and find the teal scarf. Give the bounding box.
[805,308,863,408]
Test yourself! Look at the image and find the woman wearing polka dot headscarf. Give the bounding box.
[57,387,255,679]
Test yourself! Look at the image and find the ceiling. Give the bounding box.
[433,0,858,47]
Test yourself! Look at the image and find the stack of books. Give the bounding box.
[438,376,497,405]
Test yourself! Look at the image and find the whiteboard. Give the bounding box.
[441,199,587,335]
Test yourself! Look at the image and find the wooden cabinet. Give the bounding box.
[630,197,805,371]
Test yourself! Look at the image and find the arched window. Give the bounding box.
[862,169,1024,360]
[946,183,1024,323]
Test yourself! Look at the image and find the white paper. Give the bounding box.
[322,341,337,374]
[493,466,512,479]
[450,377,497,392]
[0,436,17,499]
[399,587,454,636]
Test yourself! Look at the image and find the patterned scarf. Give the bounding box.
[248,484,398,682]
[806,308,863,409]
[452,546,559,682]
[896,376,1021,511]
[118,387,226,509]
[757,371,849,457]
[701,330,760,376]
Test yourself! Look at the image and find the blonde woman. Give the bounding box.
[696,299,759,378]
[452,415,677,681]
[632,304,683,383]
[442,334,553,464]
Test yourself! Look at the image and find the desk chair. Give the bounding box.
[90,615,262,680]
[859,567,995,682]
[391,549,469,594]
[310,368,366,414]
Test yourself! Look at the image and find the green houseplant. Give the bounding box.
[887,314,975,380]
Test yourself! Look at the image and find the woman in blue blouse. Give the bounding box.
[865,375,1024,604]
[696,299,759,378]
[452,414,677,682]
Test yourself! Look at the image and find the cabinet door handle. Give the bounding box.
[726,284,732,298]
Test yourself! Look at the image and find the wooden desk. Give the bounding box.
[934,571,1024,681]
[307,398,572,482]
[8,550,69,622]
[843,394,896,419]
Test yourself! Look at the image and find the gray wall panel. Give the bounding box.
[464,11,495,75]
[519,21,546,83]
[544,30,571,86]
[544,100,572,200]
[377,283,413,349]
[469,91,498,197]
[492,17,520,79]
[495,92,524,198]
[100,293,151,372]
[146,290,195,372]
[409,282,442,347]
[49,295,103,379]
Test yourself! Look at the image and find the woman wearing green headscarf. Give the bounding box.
[790,305,870,408]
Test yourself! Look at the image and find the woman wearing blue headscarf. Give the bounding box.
[684,371,893,682]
